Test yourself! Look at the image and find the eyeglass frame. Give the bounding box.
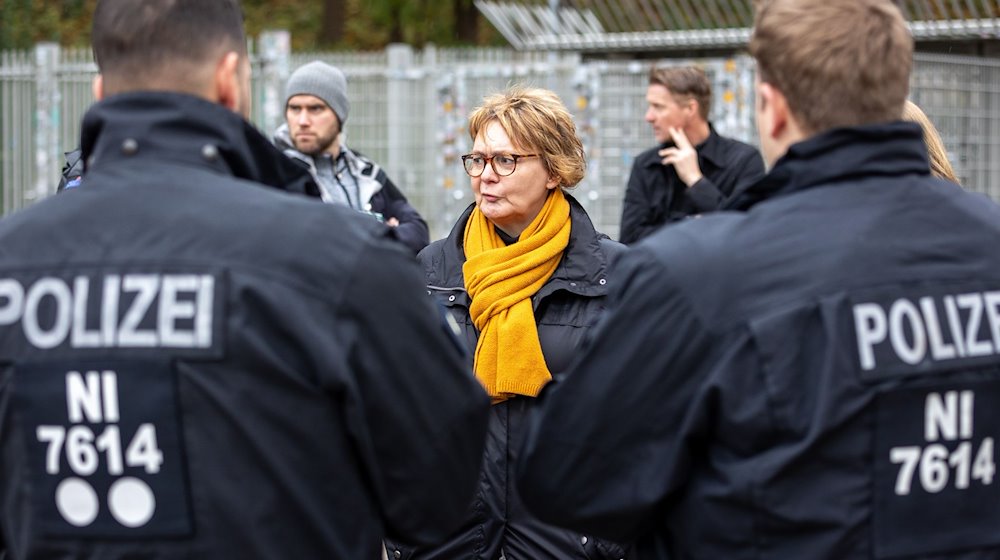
[460,153,541,177]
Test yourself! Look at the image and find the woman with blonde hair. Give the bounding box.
[385,86,629,559]
[903,100,959,183]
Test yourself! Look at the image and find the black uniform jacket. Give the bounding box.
[0,92,489,559]
[387,195,629,560]
[520,122,1000,559]
[619,125,764,245]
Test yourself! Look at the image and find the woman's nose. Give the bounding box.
[480,160,498,181]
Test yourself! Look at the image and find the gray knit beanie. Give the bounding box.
[285,61,350,125]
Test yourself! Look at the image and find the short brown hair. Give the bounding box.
[468,86,586,189]
[649,66,711,121]
[92,0,247,93]
[749,0,912,134]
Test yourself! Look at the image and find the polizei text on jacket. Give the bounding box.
[0,273,215,350]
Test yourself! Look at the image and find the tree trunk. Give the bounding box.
[389,1,405,44]
[454,0,480,43]
[320,0,347,46]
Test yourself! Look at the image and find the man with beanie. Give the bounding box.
[274,61,430,254]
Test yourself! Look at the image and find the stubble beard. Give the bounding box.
[294,127,339,157]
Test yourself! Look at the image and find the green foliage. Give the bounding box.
[242,0,323,51]
[0,0,96,49]
[0,0,504,50]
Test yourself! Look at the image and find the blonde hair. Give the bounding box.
[903,100,959,183]
[468,86,586,189]
[749,0,912,134]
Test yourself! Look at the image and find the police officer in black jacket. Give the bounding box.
[0,1,489,558]
[519,1,1000,559]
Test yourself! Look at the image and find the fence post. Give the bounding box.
[33,41,60,202]
[386,43,414,179]
[258,30,291,135]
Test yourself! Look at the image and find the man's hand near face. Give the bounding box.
[658,127,704,187]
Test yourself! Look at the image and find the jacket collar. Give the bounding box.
[273,123,378,180]
[80,91,319,197]
[428,193,611,300]
[724,121,929,211]
[273,123,385,208]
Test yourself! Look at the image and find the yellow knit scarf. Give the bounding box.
[463,189,571,403]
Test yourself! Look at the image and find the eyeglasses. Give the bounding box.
[461,153,540,177]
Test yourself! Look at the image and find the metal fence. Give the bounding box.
[909,53,1000,191]
[2,38,1000,241]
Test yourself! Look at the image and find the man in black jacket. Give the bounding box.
[519,1,1000,559]
[0,1,489,558]
[274,61,430,255]
[619,66,765,244]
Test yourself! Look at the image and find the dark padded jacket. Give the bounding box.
[519,122,1000,559]
[385,195,630,560]
[0,91,490,560]
[273,124,430,255]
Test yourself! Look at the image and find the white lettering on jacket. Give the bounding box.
[854,291,1000,371]
[0,274,214,350]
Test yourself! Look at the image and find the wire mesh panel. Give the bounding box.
[585,60,649,237]
[911,53,1000,198]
